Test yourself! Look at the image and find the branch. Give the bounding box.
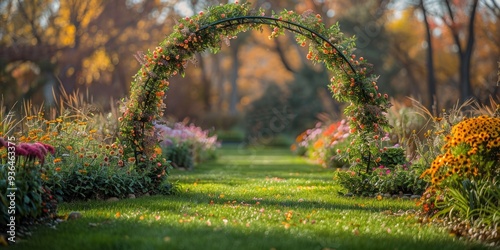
[442,0,463,55]
[482,0,500,19]
[465,0,479,55]
[16,0,42,44]
[274,38,297,73]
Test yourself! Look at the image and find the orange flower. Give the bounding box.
[313,139,324,150]
[154,147,162,155]
[55,167,62,172]
[53,158,62,163]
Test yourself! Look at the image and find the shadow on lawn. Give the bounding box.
[14,207,486,250]
[63,191,413,216]
[163,193,413,213]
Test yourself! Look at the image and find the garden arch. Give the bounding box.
[119,2,391,171]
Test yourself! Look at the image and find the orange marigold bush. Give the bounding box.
[420,115,500,185]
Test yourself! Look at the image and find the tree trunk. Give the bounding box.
[421,0,437,112]
[459,0,479,102]
[198,54,211,112]
[229,42,240,115]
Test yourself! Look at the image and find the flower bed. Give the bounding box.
[156,122,220,170]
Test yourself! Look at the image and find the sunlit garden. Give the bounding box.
[1,1,499,249]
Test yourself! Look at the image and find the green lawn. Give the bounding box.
[11,147,488,250]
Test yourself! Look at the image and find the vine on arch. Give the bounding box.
[119,2,392,172]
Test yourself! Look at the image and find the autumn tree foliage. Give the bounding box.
[0,0,177,107]
[0,0,497,126]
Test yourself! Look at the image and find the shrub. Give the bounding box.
[370,164,427,195]
[162,142,194,170]
[0,139,57,232]
[156,122,220,169]
[292,120,350,168]
[0,92,172,204]
[419,115,500,227]
[334,158,426,196]
[379,147,407,169]
[294,117,427,196]
[15,111,170,201]
[295,119,425,195]
[420,115,500,185]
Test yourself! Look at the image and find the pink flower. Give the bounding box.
[40,142,55,155]
[34,142,48,155]
[18,143,48,164]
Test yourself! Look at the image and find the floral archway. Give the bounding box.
[119,2,391,171]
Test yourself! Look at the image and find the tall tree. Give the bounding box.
[438,0,479,102]
[420,0,438,111]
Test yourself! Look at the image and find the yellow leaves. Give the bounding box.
[60,24,76,46]
[58,0,103,29]
[82,48,114,85]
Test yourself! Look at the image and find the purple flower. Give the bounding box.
[0,137,7,148]
[15,145,28,157]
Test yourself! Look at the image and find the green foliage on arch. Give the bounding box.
[119,2,392,171]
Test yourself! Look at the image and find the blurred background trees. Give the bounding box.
[1,0,498,139]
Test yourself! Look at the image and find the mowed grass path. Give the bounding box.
[12,147,488,250]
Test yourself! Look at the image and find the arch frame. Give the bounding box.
[119,2,391,172]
